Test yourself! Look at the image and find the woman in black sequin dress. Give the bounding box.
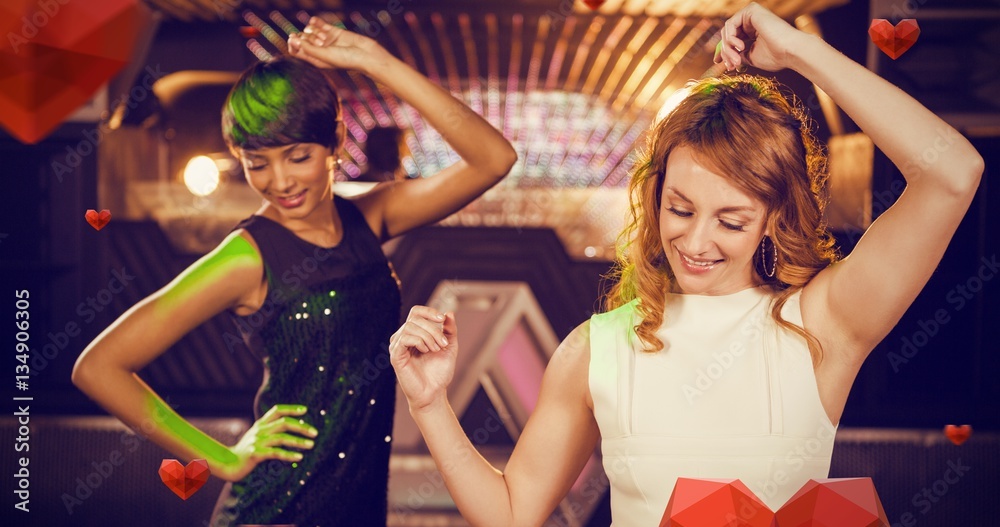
[72,16,517,527]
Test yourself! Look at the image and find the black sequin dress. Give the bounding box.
[210,195,401,527]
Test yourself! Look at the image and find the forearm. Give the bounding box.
[73,365,238,477]
[410,400,515,527]
[364,54,517,176]
[789,34,983,189]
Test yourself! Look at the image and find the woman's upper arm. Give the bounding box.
[803,179,979,363]
[353,159,513,242]
[500,321,601,525]
[74,230,263,377]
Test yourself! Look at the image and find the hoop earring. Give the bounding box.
[759,236,777,278]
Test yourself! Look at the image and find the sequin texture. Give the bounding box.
[211,195,401,527]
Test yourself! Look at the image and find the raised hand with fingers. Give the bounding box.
[215,403,319,482]
[287,16,389,73]
[389,306,458,413]
[714,1,805,72]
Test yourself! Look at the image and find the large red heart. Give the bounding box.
[583,0,607,10]
[944,424,972,446]
[662,478,889,526]
[85,209,111,231]
[868,19,920,60]
[0,0,142,144]
[158,459,209,500]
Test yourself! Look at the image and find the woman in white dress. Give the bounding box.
[387,3,984,525]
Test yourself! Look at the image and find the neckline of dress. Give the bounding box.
[252,195,349,251]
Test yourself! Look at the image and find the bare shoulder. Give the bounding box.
[342,184,394,239]
[193,229,266,313]
[545,320,593,410]
[799,263,868,363]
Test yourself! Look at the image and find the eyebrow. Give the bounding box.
[666,187,755,214]
[243,143,304,158]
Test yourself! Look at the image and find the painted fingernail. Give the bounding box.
[441,337,449,346]
[436,314,445,320]
[305,440,315,448]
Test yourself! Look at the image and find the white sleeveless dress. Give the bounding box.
[589,287,837,526]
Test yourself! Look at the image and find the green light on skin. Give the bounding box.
[156,233,261,316]
[142,390,239,467]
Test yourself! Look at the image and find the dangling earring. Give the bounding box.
[759,235,777,278]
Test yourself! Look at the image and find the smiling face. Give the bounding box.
[240,142,334,219]
[659,146,769,295]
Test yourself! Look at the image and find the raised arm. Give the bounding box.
[72,231,316,482]
[389,308,599,526]
[716,3,985,358]
[289,18,518,240]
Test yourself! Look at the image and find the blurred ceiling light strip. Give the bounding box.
[521,16,553,181]
[599,17,659,101]
[580,17,632,96]
[431,14,464,98]
[613,17,685,112]
[459,14,484,116]
[485,14,502,128]
[503,13,525,182]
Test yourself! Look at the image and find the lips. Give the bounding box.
[678,251,723,273]
[274,189,307,208]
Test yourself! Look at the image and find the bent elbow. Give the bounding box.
[489,145,518,180]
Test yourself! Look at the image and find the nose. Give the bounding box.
[679,218,715,256]
[269,163,296,194]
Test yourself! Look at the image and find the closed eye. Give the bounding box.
[719,220,746,232]
[667,207,692,218]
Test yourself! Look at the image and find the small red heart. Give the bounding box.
[583,0,606,10]
[158,459,209,500]
[944,424,972,446]
[85,209,111,231]
[869,19,920,60]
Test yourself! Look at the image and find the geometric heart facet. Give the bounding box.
[661,478,774,527]
[775,478,889,527]
[869,19,920,60]
[158,459,209,500]
[662,478,890,526]
[85,209,111,230]
[944,424,972,446]
[0,0,141,144]
[583,0,607,10]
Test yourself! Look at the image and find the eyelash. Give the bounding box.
[247,154,312,171]
[667,207,746,232]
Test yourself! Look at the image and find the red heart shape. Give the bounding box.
[662,478,889,526]
[944,424,972,445]
[868,19,920,60]
[85,209,111,231]
[158,459,209,500]
[583,0,607,10]
[0,0,142,144]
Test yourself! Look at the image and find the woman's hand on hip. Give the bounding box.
[216,404,318,482]
[389,306,458,413]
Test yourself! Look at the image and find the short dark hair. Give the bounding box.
[221,56,344,153]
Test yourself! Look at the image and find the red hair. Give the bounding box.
[605,75,839,363]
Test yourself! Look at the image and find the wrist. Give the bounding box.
[359,45,397,79]
[786,32,826,75]
[408,396,452,418]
